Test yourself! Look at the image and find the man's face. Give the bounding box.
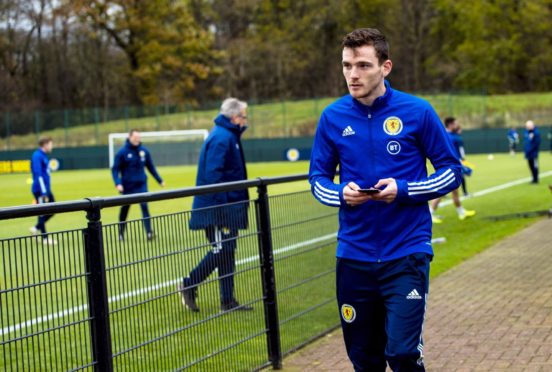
[43,141,53,153]
[342,45,391,103]
[232,109,248,127]
[129,131,141,146]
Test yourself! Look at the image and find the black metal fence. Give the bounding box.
[0,175,339,371]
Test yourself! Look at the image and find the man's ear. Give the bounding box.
[382,59,392,77]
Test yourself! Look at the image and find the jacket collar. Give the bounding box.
[125,139,141,150]
[350,79,393,113]
[214,114,247,135]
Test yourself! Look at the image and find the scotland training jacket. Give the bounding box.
[524,127,541,159]
[309,80,462,262]
[31,148,51,195]
[189,114,249,230]
[111,140,163,191]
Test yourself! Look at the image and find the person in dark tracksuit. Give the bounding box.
[309,28,461,371]
[524,120,541,184]
[178,98,252,313]
[30,137,57,245]
[111,129,165,241]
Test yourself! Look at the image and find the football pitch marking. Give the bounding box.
[3,170,552,337]
[1,233,337,336]
[439,170,552,207]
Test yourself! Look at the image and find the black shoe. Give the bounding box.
[177,283,199,312]
[221,299,253,312]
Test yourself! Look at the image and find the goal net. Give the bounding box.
[108,130,209,168]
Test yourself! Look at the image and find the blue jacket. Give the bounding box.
[524,127,541,159]
[448,132,464,160]
[309,81,462,262]
[31,148,51,195]
[111,140,163,192]
[189,114,249,230]
[507,128,519,144]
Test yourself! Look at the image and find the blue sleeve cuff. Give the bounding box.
[338,182,347,205]
[395,179,409,203]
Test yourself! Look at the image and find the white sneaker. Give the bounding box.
[42,237,58,246]
[29,226,39,235]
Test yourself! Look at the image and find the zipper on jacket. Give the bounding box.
[367,109,381,262]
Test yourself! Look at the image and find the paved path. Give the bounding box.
[280,218,552,371]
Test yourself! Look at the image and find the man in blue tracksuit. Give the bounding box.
[309,28,461,371]
[30,137,57,245]
[524,120,541,184]
[429,118,475,222]
[507,127,519,155]
[178,98,252,313]
[111,129,165,241]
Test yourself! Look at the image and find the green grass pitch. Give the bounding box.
[1,154,551,370]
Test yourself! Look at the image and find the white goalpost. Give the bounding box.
[108,129,209,168]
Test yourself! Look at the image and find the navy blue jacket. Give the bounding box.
[111,140,163,192]
[524,127,541,159]
[448,132,464,160]
[31,148,51,195]
[189,114,249,230]
[309,81,462,262]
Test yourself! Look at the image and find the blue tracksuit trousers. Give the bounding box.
[33,191,55,234]
[185,225,238,305]
[337,253,431,371]
[118,183,152,235]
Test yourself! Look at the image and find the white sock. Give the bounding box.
[456,206,465,216]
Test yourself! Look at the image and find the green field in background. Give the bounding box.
[1,154,552,370]
[2,91,551,150]
[0,161,311,239]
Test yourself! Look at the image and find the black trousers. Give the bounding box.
[527,158,539,183]
[186,225,239,304]
[32,191,55,234]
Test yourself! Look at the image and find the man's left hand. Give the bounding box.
[371,178,398,203]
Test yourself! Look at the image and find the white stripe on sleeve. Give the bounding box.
[408,177,456,196]
[314,188,341,206]
[408,172,455,191]
[38,176,47,194]
[314,184,340,201]
[315,181,339,195]
[407,169,453,187]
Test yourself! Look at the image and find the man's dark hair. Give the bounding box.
[129,129,138,136]
[38,137,52,147]
[342,28,390,65]
[444,117,456,128]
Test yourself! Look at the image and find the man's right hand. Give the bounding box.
[116,184,124,193]
[343,182,373,207]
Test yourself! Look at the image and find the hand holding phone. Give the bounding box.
[357,188,381,194]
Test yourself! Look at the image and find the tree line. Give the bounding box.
[1,0,551,113]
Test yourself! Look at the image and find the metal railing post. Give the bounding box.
[83,200,113,372]
[256,182,282,369]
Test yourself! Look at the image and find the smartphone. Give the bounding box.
[357,188,381,194]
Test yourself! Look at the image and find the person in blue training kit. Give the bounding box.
[178,98,252,313]
[309,28,462,371]
[429,117,476,223]
[30,137,57,245]
[524,120,541,184]
[111,129,165,241]
[507,127,519,156]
